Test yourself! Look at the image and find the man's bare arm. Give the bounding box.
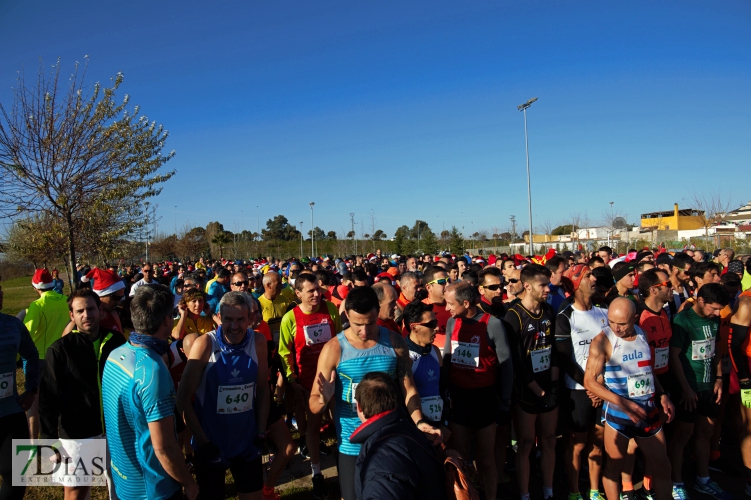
[254,332,270,433]
[309,338,340,414]
[149,417,198,499]
[176,334,212,446]
[391,332,423,422]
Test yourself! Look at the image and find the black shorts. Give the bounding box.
[675,388,720,423]
[338,452,358,500]
[497,409,512,426]
[564,388,602,433]
[514,385,558,415]
[195,455,263,496]
[448,384,499,429]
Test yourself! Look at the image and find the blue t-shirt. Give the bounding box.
[102,342,180,500]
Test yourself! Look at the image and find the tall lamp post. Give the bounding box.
[300,221,304,257]
[608,201,614,249]
[309,202,315,257]
[517,97,538,255]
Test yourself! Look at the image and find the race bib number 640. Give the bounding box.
[217,383,254,414]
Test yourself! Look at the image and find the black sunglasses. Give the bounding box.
[232,280,249,287]
[481,284,503,291]
[507,278,520,284]
[412,319,438,329]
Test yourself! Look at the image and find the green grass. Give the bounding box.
[1,275,53,317]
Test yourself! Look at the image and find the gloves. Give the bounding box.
[540,385,558,410]
[195,442,221,464]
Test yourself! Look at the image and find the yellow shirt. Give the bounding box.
[258,294,292,342]
[173,315,215,339]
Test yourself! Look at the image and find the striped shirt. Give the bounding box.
[335,327,397,456]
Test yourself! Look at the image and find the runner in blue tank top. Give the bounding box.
[584,298,675,500]
[178,291,270,499]
[403,301,444,425]
[309,286,444,500]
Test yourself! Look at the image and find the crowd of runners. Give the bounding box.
[1,245,751,500]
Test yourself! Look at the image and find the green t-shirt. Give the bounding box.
[670,307,719,392]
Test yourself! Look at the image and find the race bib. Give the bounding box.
[420,395,443,422]
[721,355,731,374]
[303,322,332,345]
[654,347,669,370]
[350,382,359,406]
[451,341,480,368]
[0,372,13,399]
[531,347,551,373]
[691,338,715,360]
[742,389,751,409]
[217,383,254,414]
[627,372,655,397]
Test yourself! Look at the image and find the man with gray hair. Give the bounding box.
[178,291,270,499]
[103,284,198,500]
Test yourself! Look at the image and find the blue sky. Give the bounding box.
[1,1,749,239]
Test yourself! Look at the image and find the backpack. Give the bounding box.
[442,445,480,500]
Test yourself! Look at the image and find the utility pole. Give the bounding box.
[517,97,538,255]
[310,202,315,257]
[510,215,516,244]
[350,213,356,255]
[299,221,303,257]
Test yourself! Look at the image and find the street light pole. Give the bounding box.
[517,97,538,255]
[309,202,315,257]
[300,221,303,257]
[608,201,614,250]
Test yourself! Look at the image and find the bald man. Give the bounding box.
[258,272,293,344]
[584,298,675,500]
[373,283,400,334]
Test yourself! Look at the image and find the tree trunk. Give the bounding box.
[66,214,78,291]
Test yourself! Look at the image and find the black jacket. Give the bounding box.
[350,408,446,500]
[40,328,125,439]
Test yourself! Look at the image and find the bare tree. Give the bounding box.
[0,59,174,288]
[688,191,734,251]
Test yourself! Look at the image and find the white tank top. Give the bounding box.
[603,325,655,402]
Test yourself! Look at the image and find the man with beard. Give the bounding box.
[477,267,506,318]
[422,266,451,355]
[505,264,559,500]
[556,265,607,500]
[40,289,125,499]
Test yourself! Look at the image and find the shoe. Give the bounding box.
[568,493,583,500]
[708,456,742,477]
[312,473,328,499]
[635,488,654,500]
[693,479,732,500]
[299,442,309,459]
[621,491,636,500]
[590,492,605,500]
[261,486,281,500]
[671,485,689,500]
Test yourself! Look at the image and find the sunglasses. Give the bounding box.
[653,280,673,289]
[232,281,249,287]
[412,319,438,329]
[507,278,520,284]
[143,269,153,274]
[481,284,503,291]
[427,278,448,286]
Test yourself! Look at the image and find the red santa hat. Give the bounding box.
[83,268,125,297]
[32,269,54,290]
